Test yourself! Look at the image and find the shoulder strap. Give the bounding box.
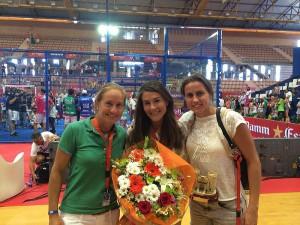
[216,107,242,222]
[216,107,236,149]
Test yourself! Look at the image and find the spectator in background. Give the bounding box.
[19,91,28,128]
[277,93,285,121]
[284,95,291,122]
[63,89,77,128]
[269,95,278,120]
[29,131,59,184]
[0,92,7,128]
[7,88,21,136]
[296,98,300,122]
[257,97,264,118]
[49,93,57,134]
[33,88,53,132]
[238,91,246,115]
[248,98,257,117]
[75,92,81,121]
[127,92,137,121]
[285,88,292,103]
[243,87,252,116]
[219,94,224,107]
[79,89,93,120]
[1,64,6,77]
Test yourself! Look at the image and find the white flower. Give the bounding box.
[118,176,130,189]
[160,167,167,175]
[142,185,150,195]
[127,192,135,201]
[160,177,174,192]
[118,187,128,197]
[142,184,160,202]
[135,193,146,202]
[144,148,157,159]
[126,162,141,175]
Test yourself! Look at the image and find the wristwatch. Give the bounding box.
[48,210,59,215]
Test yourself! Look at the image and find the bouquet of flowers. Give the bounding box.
[112,137,196,225]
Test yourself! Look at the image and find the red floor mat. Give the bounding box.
[260,178,300,194]
[0,143,63,207]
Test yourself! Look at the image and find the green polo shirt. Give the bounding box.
[277,98,285,112]
[63,95,76,115]
[58,117,126,214]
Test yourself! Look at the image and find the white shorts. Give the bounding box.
[34,113,46,124]
[61,209,119,225]
[8,109,19,121]
[64,115,77,126]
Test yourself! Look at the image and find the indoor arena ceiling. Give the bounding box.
[1,0,300,31]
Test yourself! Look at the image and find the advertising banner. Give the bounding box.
[244,117,300,138]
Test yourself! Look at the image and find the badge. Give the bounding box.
[102,190,111,207]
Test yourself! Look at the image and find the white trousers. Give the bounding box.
[61,209,120,225]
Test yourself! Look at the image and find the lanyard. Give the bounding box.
[92,118,115,191]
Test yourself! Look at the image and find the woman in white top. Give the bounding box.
[179,74,261,225]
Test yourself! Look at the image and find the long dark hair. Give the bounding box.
[127,81,183,150]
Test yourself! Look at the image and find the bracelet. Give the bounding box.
[48,210,59,215]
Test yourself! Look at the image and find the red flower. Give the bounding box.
[130,149,144,162]
[129,175,145,194]
[144,162,161,177]
[138,200,152,214]
[158,192,175,207]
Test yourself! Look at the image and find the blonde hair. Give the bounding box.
[94,83,126,112]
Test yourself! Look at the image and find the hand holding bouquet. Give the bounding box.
[112,137,196,225]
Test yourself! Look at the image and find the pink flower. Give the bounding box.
[138,200,152,214]
[158,192,175,207]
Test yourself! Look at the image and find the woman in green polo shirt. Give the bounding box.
[48,83,127,225]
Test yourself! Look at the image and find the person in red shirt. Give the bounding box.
[33,88,53,132]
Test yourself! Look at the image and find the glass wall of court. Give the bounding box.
[0,27,222,142]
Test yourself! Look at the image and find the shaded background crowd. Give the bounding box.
[220,86,300,123]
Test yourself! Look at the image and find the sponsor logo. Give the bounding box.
[246,121,270,135]
[284,128,300,138]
